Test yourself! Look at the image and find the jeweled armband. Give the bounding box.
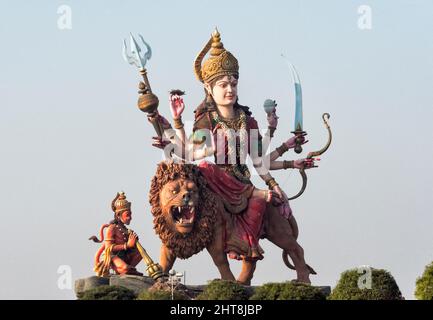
[173,117,184,129]
[276,143,289,156]
[265,178,279,189]
[283,160,295,169]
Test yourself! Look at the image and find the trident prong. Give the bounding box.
[122,33,152,70]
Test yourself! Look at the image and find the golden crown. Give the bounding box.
[194,29,239,83]
[111,191,131,214]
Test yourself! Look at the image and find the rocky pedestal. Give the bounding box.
[75,275,331,299]
[75,275,155,298]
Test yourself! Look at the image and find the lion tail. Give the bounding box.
[282,250,296,270]
[282,250,317,275]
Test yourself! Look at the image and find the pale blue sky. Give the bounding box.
[0,0,432,299]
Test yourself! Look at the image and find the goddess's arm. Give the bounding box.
[268,159,317,170]
[263,108,279,161]
[248,118,280,185]
[170,98,186,145]
[164,93,215,161]
[188,125,215,161]
[173,121,215,161]
[267,133,308,163]
[264,135,314,171]
[262,102,309,162]
[262,108,292,162]
[155,122,214,162]
[149,95,192,160]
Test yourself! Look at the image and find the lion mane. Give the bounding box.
[149,161,218,259]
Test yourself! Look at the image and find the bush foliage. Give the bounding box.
[137,289,189,300]
[250,282,326,300]
[415,262,433,300]
[329,268,403,300]
[79,285,136,300]
[196,279,250,300]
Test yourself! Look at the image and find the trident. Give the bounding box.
[123,33,163,137]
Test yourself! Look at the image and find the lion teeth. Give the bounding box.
[178,207,182,214]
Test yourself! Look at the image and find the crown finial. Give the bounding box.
[210,28,224,57]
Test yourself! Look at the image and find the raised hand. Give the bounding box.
[151,136,171,150]
[127,232,138,249]
[264,189,283,206]
[169,94,185,119]
[284,133,308,149]
[267,109,279,128]
[271,185,293,218]
[294,158,320,170]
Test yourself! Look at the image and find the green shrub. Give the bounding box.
[196,280,250,300]
[250,282,326,300]
[415,262,433,300]
[137,289,189,300]
[79,285,136,300]
[329,268,403,300]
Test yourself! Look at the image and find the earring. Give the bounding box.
[206,93,213,104]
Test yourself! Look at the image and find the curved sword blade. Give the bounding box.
[282,54,303,132]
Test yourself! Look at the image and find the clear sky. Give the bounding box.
[0,0,432,299]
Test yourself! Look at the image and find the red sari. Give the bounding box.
[193,105,267,260]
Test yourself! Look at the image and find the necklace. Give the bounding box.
[116,223,128,241]
[217,109,239,128]
[211,108,251,182]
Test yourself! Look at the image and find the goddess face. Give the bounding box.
[206,75,238,108]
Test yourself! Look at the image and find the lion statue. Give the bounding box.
[149,161,316,285]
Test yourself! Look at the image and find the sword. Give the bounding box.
[281,55,333,200]
[282,54,305,154]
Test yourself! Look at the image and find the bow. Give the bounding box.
[287,113,332,200]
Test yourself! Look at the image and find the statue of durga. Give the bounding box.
[148,29,318,283]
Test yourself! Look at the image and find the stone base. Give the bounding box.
[75,274,155,298]
[75,275,331,299]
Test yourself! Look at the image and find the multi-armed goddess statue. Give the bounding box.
[93,28,332,285]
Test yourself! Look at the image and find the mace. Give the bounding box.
[126,230,164,280]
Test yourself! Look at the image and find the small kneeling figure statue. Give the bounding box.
[89,192,143,277]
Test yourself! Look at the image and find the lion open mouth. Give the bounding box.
[171,205,195,226]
